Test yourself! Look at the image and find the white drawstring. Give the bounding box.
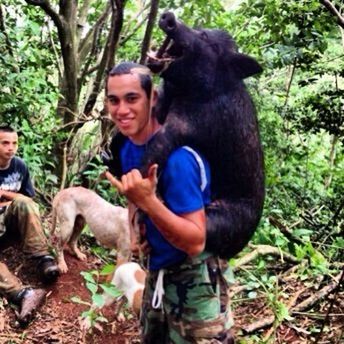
[152,269,165,309]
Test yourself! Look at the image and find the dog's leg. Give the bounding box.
[57,249,69,274]
[51,206,68,273]
[56,223,70,273]
[68,215,87,261]
[56,216,76,273]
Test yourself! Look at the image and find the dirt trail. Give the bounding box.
[0,242,342,343]
[0,246,140,344]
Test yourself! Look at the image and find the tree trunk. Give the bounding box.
[83,0,126,116]
[139,0,160,65]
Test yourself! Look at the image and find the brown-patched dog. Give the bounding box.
[80,262,146,331]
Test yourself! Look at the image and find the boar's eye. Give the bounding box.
[200,31,208,41]
[210,43,220,55]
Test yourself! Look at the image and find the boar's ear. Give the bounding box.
[229,53,263,79]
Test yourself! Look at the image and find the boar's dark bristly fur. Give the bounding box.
[143,12,265,259]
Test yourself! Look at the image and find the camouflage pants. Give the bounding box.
[141,254,234,344]
[0,262,24,297]
[0,195,50,297]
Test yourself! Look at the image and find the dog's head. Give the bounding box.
[113,262,146,316]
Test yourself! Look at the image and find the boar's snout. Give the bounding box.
[159,12,177,33]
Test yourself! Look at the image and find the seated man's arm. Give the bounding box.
[0,189,20,202]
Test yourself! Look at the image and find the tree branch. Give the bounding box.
[78,3,111,63]
[25,0,47,4]
[292,271,342,313]
[314,268,344,343]
[242,271,342,333]
[120,13,148,46]
[83,0,125,116]
[268,215,305,246]
[120,1,150,42]
[139,0,160,64]
[47,21,63,79]
[25,0,64,31]
[234,244,301,271]
[77,0,92,42]
[244,287,306,336]
[107,0,125,69]
[320,0,344,29]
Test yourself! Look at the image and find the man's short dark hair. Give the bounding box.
[0,124,15,133]
[106,62,153,99]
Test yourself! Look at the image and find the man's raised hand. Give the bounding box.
[104,164,158,212]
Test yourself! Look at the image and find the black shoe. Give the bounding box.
[13,288,47,327]
[36,255,60,283]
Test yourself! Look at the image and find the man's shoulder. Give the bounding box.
[167,146,208,168]
[9,156,29,173]
[164,146,210,193]
[11,156,28,168]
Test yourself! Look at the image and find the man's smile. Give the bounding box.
[118,117,134,127]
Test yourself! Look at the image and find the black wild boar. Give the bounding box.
[143,12,265,259]
[104,12,265,259]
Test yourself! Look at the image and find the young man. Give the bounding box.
[0,124,60,326]
[105,62,234,343]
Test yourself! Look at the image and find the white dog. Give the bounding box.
[80,261,146,331]
[111,262,146,316]
[51,186,131,273]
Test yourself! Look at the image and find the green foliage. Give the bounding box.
[0,0,61,195]
[117,0,230,62]
[72,266,123,331]
[159,0,227,27]
[240,268,293,328]
[295,242,329,274]
[229,0,337,68]
[292,88,343,138]
[80,266,122,303]
[1,1,343,340]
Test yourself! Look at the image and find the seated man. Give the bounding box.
[0,124,60,326]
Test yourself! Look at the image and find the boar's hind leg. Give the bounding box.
[205,201,258,259]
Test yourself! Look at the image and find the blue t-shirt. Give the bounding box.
[120,139,211,270]
[0,156,35,198]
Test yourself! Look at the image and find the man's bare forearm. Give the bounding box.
[105,169,206,256]
[143,195,206,256]
[0,190,19,201]
[0,201,11,207]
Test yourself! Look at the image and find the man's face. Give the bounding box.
[0,131,18,166]
[106,73,153,144]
